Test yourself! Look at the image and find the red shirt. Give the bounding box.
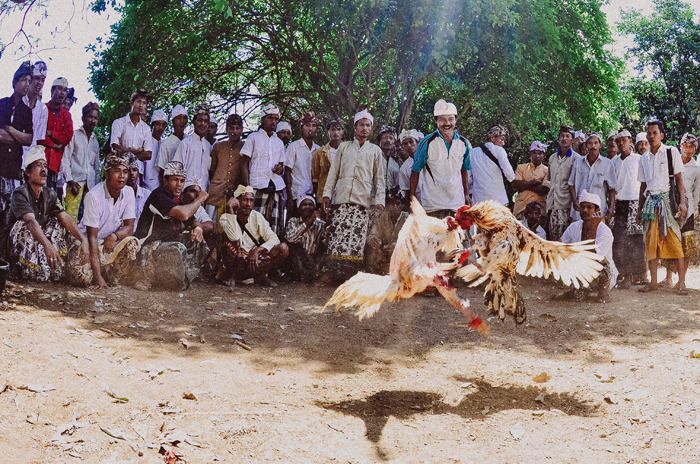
[39,103,73,173]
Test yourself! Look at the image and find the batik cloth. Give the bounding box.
[134,237,209,290]
[64,184,87,222]
[326,203,370,262]
[219,237,272,281]
[611,199,646,276]
[10,217,68,282]
[548,208,571,241]
[0,176,17,233]
[253,187,285,235]
[65,236,140,287]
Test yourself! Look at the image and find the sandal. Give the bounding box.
[638,284,659,293]
[677,287,689,296]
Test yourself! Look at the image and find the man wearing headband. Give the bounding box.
[36,77,73,199]
[311,117,345,201]
[635,132,649,155]
[22,61,49,158]
[110,89,153,167]
[143,109,168,191]
[133,161,210,290]
[512,141,550,218]
[546,125,580,241]
[468,125,516,206]
[156,105,188,177]
[206,118,218,146]
[0,62,34,231]
[173,103,213,191]
[397,129,423,201]
[365,185,409,275]
[240,103,287,235]
[276,121,292,146]
[561,190,617,303]
[568,130,616,222]
[320,109,384,285]
[207,114,244,226]
[606,130,619,162]
[0,146,88,282]
[377,125,400,190]
[636,119,687,293]
[66,153,139,289]
[411,100,470,218]
[284,194,326,283]
[218,185,288,287]
[659,132,700,294]
[61,102,101,222]
[285,113,320,216]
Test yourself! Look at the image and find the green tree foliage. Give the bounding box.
[90,0,621,165]
[618,0,700,142]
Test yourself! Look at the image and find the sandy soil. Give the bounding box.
[1,269,700,463]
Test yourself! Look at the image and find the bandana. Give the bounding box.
[262,103,280,116]
[296,195,316,208]
[585,130,602,143]
[433,99,457,117]
[300,113,318,125]
[579,189,601,208]
[194,104,210,117]
[227,114,243,127]
[607,130,619,141]
[325,117,345,131]
[635,132,647,144]
[559,125,575,137]
[234,184,255,198]
[617,129,632,139]
[163,161,187,178]
[23,145,46,170]
[32,61,47,77]
[171,105,188,121]
[378,125,397,140]
[574,130,585,141]
[82,102,99,117]
[104,153,130,171]
[399,129,421,142]
[13,61,33,83]
[487,125,509,139]
[51,77,69,88]
[354,110,374,125]
[151,109,168,124]
[529,141,549,152]
[125,153,140,172]
[681,133,698,149]
[276,121,291,133]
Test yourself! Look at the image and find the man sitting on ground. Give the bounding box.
[133,161,210,290]
[218,185,289,287]
[284,195,326,283]
[1,146,89,282]
[181,182,215,246]
[365,186,409,275]
[519,201,547,239]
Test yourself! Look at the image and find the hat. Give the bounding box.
[681,133,698,149]
[276,121,292,133]
[378,125,397,140]
[399,129,421,142]
[574,130,586,141]
[617,129,632,138]
[354,110,374,125]
[82,102,99,117]
[433,99,458,117]
[300,113,318,125]
[585,130,602,142]
[607,130,619,141]
[171,105,188,120]
[635,132,647,144]
[163,161,187,178]
[487,125,509,139]
[325,117,345,131]
[22,145,46,170]
[194,104,210,117]
[104,153,130,171]
[151,109,167,124]
[234,184,255,198]
[296,195,316,208]
[578,189,601,208]
[13,61,33,83]
[529,141,549,152]
[226,114,243,127]
[51,77,68,88]
[262,103,280,116]
[559,125,575,137]
[32,61,47,78]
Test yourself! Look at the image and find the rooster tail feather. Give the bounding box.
[322,272,396,321]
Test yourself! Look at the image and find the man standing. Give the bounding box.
[311,117,344,202]
[110,89,152,165]
[320,110,385,284]
[206,118,218,146]
[568,131,617,222]
[276,121,292,147]
[144,109,167,191]
[62,88,77,112]
[635,119,687,293]
[512,141,550,218]
[21,61,48,157]
[285,113,320,215]
[207,114,244,224]
[411,100,470,218]
[0,62,34,231]
[38,77,73,197]
[547,125,580,241]
[173,104,212,191]
[468,125,515,206]
[610,129,645,288]
[156,105,188,176]
[635,132,649,155]
[61,102,101,221]
[378,126,400,191]
[397,129,422,200]
[241,103,286,235]
[606,131,619,162]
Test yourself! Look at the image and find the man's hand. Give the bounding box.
[191,226,204,243]
[635,209,643,225]
[371,204,384,214]
[44,243,63,270]
[464,195,472,207]
[248,247,261,272]
[226,197,240,214]
[78,240,90,266]
[605,207,614,222]
[67,181,82,197]
[103,233,118,254]
[286,198,295,214]
[572,199,580,212]
[678,202,688,219]
[366,236,381,250]
[322,197,331,216]
[91,275,109,290]
[272,163,284,175]
[382,243,395,256]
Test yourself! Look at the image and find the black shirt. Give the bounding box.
[0,96,33,180]
[135,186,194,243]
[4,184,63,236]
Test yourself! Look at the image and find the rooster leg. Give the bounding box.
[433,274,490,337]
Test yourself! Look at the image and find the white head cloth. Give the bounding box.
[151,109,167,124]
[399,129,421,142]
[23,145,46,170]
[433,99,457,117]
[32,61,48,77]
[607,130,619,141]
[234,184,255,198]
[52,77,68,88]
[617,129,632,138]
[529,141,549,152]
[578,189,601,208]
[636,132,647,144]
[353,110,374,125]
[262,103,280,116]
[276,121,292,133]
[296,195,316,209]
[171,105,188,121]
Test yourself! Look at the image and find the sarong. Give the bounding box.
[0,176,17,234]
[220,238,272,281]
[64,184,88,222]
[253,187,284,235]
[612,199,646,276]
[285,242,324,283]
[661,213,697,272]
[65,236,140,287]
[134,236,209,290]
[324,203,370,280]
[642,191,683,260]
[548,209,571,241]
[10,217,68,282]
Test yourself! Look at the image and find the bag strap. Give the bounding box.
[239,218,263,248]
[667,148,674,177]
[480,145,508,182]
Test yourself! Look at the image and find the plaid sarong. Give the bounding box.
[253,188,284,235]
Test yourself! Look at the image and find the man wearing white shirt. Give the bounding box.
[125,154,151,230]
[241,103,287,234]
[173,104,212,191]
[144,109,167,191]
[378,125,400,191]
[568,131,616,221]
[110,90,152,164]
[21,61,48,158]
[62,102,101,221]
[468,125,516,206]
[276,121,292,147]
[285,112,320,215]
[398,129,423,202]
[156,105,188,177]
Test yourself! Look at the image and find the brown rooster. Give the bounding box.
[323,198,489,337]
[452,200,604,324]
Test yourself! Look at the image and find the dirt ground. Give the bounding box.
[1,267,700,464]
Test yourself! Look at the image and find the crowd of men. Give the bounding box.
[2,60,699,298]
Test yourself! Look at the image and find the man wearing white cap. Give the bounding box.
[156,104,188,177]
[110,89,153,166]
[568,130,616,222]
[61,102,101,221]
[173,104,213,192]
[22,61,48,157]
[283,194,325,283]
[410,99,470,218]
[320,109,385,284]
[468,125,516,207]
[206,118,219,146]
[38,77,73,198]
[276,121,292,147]
[635,132,649,155]
[241,103,287,235]
[512,141,550,218]
[561,190,617,302]
[606,130,619,162]
[285,113,320,216]
[1,146,88,282]
[144,109,167,191]
[397,129,423,202]
[125,154,151,230]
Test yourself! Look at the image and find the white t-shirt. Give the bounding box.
[110,114,152,158]
[60,125,100,189]
[614,153,642,201]
[132,185,152,230]
[468,142,516,205]
[284,138,319,199]
[561,220,618,289]
[142,136,162,191]
[240,129,286,191]
[80,181,137,240]
[156,134,183,172]
[173,133,212,191]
